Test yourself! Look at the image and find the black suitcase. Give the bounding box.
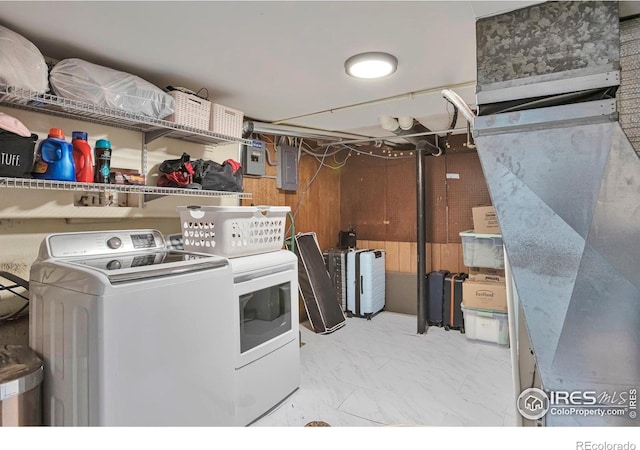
[325,248,350,312]
[443,272,467,333]
[425,270,449,326]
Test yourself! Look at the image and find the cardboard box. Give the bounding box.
[472,205,500,234]
[468,267,506,283]
[462,279,507,312]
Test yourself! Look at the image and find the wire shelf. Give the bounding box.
[0,177,251,199]
[0,85,252,146]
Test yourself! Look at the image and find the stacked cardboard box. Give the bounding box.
[463,266,506,312]
[460,206,509,346]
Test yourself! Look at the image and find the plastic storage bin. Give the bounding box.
[461,304,509,346]
[210,103,244,138]
[0,130,37,178]
[459,230,505,269]
[165,90,211,130]
[177,205,290,258]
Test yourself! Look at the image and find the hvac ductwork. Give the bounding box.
[474,1,638,426]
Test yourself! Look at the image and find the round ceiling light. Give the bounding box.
[345,52,398,79]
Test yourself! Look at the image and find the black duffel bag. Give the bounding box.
[192,159,243,192]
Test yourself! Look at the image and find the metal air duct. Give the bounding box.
[474,1,638,426]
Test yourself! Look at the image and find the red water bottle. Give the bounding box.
[71,131,93,182]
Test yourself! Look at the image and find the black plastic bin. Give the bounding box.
[0,130,38,178]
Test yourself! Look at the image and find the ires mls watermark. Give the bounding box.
[517,387,637,420]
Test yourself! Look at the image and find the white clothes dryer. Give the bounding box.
[228,250,300,425]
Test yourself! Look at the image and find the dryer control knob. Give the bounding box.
[107,237,122,249]
[107,260,122,270]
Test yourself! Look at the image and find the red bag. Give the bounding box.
[157,156,195,188]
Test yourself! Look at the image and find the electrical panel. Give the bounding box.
[242,140,266,176]
[276,144,298,191]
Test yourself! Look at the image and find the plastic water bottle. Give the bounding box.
[32,128,76,181]
[72,131,93,182]
[93,139,112,183]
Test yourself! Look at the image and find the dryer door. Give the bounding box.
[234,268,297,369]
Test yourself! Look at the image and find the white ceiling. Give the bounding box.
[1,1,638,139]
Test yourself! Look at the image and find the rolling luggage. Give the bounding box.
[443,272,467,333]
[294,232,346,334]
[346,249,385,320]
[425,270,449,326]
[325,248,350,312]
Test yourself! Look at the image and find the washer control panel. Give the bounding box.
[46,230,165,258]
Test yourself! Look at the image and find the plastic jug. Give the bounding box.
[93,139,112,183]
[71,131,93,182]
[32,128,76,181]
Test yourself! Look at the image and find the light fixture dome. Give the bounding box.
[345,52,398,79]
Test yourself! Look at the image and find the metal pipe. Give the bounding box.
[250,121,368,141]
[273,80,476,125]
[319,127,468,147]
[416,141,427,334]
[252,118,469,148]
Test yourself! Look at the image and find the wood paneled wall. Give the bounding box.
[339,133,489,280]
[241,138,341,250]
[340,151,416,241]
[341,134,491,245]
[357,240,469,274]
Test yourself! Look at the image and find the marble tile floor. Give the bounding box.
[251,311,517,427]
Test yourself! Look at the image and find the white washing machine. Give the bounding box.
[29,229,237,426]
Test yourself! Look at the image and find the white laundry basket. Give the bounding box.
[177,205,290,258]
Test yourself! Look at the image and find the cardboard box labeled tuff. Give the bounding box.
[462,279,507,312]
[472,205,501,234]
[468,267,506,283]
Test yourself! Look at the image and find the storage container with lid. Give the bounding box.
[459,230,505,269]
[461,304,509,347]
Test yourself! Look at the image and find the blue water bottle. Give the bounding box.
[32,128,76,181]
